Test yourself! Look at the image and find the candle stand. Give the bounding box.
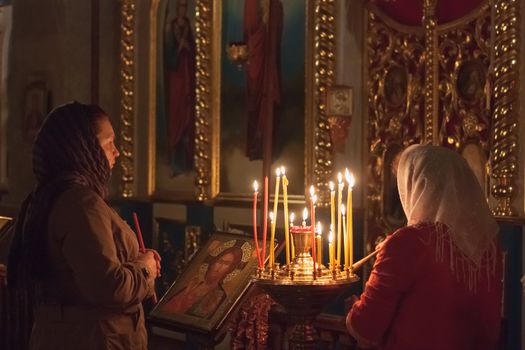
[255,228,358,349]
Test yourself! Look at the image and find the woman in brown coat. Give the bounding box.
[8,102,161,350]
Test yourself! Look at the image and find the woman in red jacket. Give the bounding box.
[347,144,502,350]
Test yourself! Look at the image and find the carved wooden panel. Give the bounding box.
[364,0,521,256]
[366,7,425,250]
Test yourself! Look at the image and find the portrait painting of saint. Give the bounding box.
[150,232,267,333]
[457,60,486,103]
[154,0,197,198]
[384,66,407,108]
[219,0,307,196]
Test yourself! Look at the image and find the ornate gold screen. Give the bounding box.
[365,0,521,250]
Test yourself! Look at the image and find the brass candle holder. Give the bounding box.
[255,226,358,349]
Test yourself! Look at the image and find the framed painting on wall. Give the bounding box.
[148,0,199,201]
[216,0,311,203]
[143,0,336,202]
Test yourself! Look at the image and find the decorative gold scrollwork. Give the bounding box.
[313,0,336,206]
[491,0,520,216]
[436,5,492,156]
[366,7,425,241]
[194,0,214,201]
[119,0,136,198]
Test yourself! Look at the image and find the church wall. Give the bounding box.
[2,0,122,208]
[335,0,364,208]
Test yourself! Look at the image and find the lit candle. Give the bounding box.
[337,172,344,266]
[329,181,335,253]
[269,212,275,269]
[341,204,347,269]
[253,180,262,268]
[281,166,290,265]
[271,168,281,236]
[316,221,322,269]
[302,207,308,227]
[309,186,317,275]
[346,170,355,268]
[262,176,269,266]
[329,226,335,269]
[290,212,296,259]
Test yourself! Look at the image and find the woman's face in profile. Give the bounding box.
[96,117,120,169]
[207,252,236,282]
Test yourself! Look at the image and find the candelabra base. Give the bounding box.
[255,275,357,349]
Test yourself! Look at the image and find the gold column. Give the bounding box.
[119,0,135,197]
[490,0,520,216]
[423,0,438,145]
[194,0,216,201]
[313,0,336,206]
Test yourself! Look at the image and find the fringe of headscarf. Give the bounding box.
[433,223,497,293]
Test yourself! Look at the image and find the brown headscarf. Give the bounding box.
[8,101,110,289]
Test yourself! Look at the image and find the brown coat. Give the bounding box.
[29,186,153,350]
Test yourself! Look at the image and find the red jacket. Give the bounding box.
[349,223,502,350]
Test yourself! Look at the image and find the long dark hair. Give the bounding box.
[8,101,111,289]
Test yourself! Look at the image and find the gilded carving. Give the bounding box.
[490,0,520,216]
[313,0,336,205]
[423,0,438,144]
[366,7,425,246]
[119,0,136,197]
[194,0,215,200]
[365,0,521,249]
[436,6,491,154]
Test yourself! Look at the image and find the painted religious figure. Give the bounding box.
[163,0,196,175]
[158,237,254,323]
[243,0,283,160]
[457,60,486,103]
[220,1,305,196]
[162,245,243,319]
[23,82,47,143]
[384,66,407,108]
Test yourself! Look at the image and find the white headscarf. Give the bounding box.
[397,144,498,267]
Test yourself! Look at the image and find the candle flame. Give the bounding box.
[276,167,281,177]
[253,180,258,192]
[269,212,274,222]
[290,212,295,225]
[329,231,333,243]
[309,185,315,197]
[337,172,343,184]
[302,207,308,221]
[346,170,356,188]
[341,204,346,215]
[317,221,322,236]
[329,181,335,191]
[280,166,286,176]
